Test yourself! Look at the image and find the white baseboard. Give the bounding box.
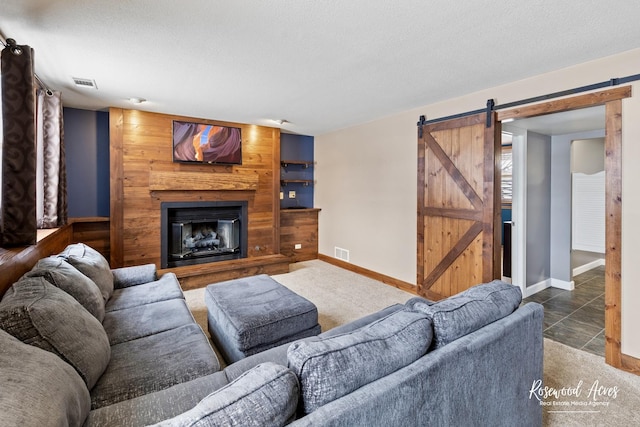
[523,277,576,297]
[573,258,605,276]
[550,278,575,291]
[522,279,551,298]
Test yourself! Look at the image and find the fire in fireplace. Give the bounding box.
[161,201,248,268]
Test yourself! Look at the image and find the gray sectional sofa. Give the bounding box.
[0,243,544,426]
[0,243,220,425]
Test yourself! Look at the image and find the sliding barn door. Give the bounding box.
[417,112,501,300]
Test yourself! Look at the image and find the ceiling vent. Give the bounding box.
[72,77,98,89]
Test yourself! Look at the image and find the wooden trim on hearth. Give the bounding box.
[163,254,290,290]
[318,254,417,295]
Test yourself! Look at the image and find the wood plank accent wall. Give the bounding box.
[109,108,282,271]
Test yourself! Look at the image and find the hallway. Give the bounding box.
[522,266,605,357]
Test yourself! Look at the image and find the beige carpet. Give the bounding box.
[184,260,640,426]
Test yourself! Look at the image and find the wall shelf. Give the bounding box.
[281,160,313,169]
[281,179,313,187]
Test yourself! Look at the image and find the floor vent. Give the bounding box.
[334,247,350,262]
[72,77,98,89]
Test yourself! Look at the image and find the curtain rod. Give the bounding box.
[0,32,54,95]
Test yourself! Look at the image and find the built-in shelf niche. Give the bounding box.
[280,134,314,209]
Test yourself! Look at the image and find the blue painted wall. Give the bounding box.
[280,133,314,209]
[63,108,110,217]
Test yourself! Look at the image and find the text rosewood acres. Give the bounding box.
[529,379,619,406]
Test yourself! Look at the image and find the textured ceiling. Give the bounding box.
[1,1,640,136]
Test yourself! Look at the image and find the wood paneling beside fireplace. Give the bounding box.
[109,108,288,284]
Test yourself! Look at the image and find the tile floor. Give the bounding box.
[522,266,605,357]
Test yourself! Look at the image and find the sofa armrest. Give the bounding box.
[111,264,158,289]
[291,303,544,427]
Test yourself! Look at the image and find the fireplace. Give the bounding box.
[161,201,248,268]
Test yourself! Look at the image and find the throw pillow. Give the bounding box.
[0,329,91,427]
[287,309,432,414]
[24,256,105,322]
[0,277,111,389]
[410,279,522,349]
[58,243,114,302]
[152,363,299,427]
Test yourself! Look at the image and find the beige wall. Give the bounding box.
[571,138,605,174]
[315,47,640,357]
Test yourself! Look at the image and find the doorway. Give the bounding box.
[502,110,607,356]
[496,86,628,368]
[503,108,605,290]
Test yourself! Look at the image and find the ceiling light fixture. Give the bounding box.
[274,119,288,125]
[129,97,146,104]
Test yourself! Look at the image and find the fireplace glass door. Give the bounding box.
[161,201,247,268]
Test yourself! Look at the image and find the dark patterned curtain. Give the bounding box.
[36,89,67,228]
[1,42,37,246]
[0,40,66,246]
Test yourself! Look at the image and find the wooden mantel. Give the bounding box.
[149,170,259,191]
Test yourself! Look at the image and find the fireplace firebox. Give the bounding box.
[161,201,248,268]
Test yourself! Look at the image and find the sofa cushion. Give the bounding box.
[409,280,522,349]
[90,324,220,409]
[85,371,230,427]
[58,243,114,303]
[103,298,196,345]
[287,309,432,414]
[0,277,111,389]
[152,363,299,427]
[0,329,91,427]
[24,256,105,322]
[105,273,184,312]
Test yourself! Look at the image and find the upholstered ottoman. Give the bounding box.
[205,274,321,363]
